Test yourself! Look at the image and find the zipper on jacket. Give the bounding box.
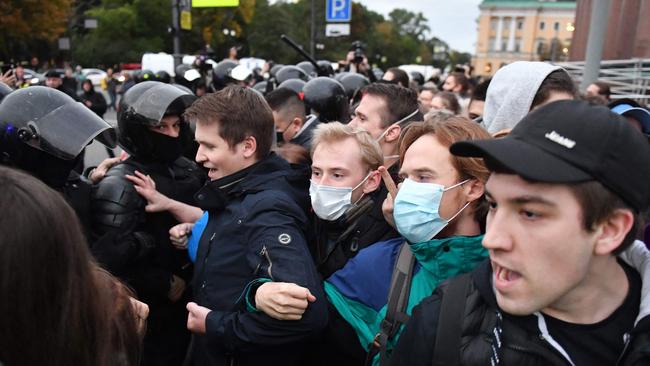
[254,245,274,280]
[615,332,632,365]
[197,233,216,292]
[535,335,575,366]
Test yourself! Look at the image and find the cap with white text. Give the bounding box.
[451,100,650,211]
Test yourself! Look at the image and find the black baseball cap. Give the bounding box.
[44,69,62,78]
[451,100,650,211]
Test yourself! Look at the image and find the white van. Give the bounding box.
[141,52,176,76]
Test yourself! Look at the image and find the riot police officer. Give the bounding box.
[0,86,116,232]
[303,77,349,123]
[90,81,205,366]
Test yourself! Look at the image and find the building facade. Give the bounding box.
[570,0,650,61]
[473,0,576,76]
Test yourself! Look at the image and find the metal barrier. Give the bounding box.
[553,58,650,106]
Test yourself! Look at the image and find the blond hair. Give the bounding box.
[311,122,383,171]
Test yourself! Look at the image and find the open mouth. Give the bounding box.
[493,262,522,290]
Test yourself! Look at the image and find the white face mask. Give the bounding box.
[310,173,371,221]
[376,109,420,143]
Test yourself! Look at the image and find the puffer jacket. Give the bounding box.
[390,241,650,366]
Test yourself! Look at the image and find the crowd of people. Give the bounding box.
[0,52,650,366]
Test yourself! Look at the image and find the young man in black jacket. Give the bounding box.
[391,100,650,366]
[181,86,327,366]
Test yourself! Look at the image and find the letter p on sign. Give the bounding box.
[326,0,351,22]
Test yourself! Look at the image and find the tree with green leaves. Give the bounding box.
[6,0,469,72]
[0,0,72,62]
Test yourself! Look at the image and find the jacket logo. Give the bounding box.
[278,233,291,245]
[544,130,576,149]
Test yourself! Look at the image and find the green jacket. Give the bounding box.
[324,235,487,364]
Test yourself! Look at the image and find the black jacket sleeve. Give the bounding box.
[389,293,442,366]
[204,195,328,352]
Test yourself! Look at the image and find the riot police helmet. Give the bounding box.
[303,77,348,123]
[156,70,172,84]
[0,86,116,187]
[334,71,349,82]
[296,61,317,78]
[117,81,196,160]
[340,73,369,100]
[278,79,306,94]
[139,69,156,83]
[275,65,311,84]
[252,81,273,96]
[212,60,238,90]
[175,64,192,84]
[270,64,284,78]
[0,82,12,103]
[317,60,335,77]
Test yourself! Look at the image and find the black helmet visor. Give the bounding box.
[125,83,196,126]
[16,101,116,160]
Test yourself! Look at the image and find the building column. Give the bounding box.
[495,16,504,51]
[507,17,517,51]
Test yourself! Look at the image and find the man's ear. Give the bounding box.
[384,124,401,143]
[241,136,258,159]
[290,117,303,133]
[593,209,635,256]
[464,179,485,204]
[362,170,381,194]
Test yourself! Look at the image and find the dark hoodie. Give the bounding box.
[80,82,108,117]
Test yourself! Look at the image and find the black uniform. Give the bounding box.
[90,80,200,366]
[91,156,204,365]
[0,85,116,213]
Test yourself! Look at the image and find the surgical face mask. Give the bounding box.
[310,173,371,221]
[276,131,285,145]
[376,109,420,143]
[276,125,289,144]
[393,178,470,243]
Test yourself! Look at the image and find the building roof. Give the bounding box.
[480,0,576,9]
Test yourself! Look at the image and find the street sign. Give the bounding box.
[84,18,98,29]
[180,11,192,30]
[180,0,192,30]
[58,38,70,50]
[192,0,238,7]
[326,0,351,22]
[326,23,350,37]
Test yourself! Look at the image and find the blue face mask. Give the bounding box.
[393,178,471,243]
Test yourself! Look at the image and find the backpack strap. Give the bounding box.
[432,273,472,366]
[366,241,416,365]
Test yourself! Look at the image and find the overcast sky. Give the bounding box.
[356,0,482,54]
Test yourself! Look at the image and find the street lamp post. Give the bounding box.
[171,0,182,68]
[580,0,612,91]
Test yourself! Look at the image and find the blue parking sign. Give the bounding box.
[326,0,351,22]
